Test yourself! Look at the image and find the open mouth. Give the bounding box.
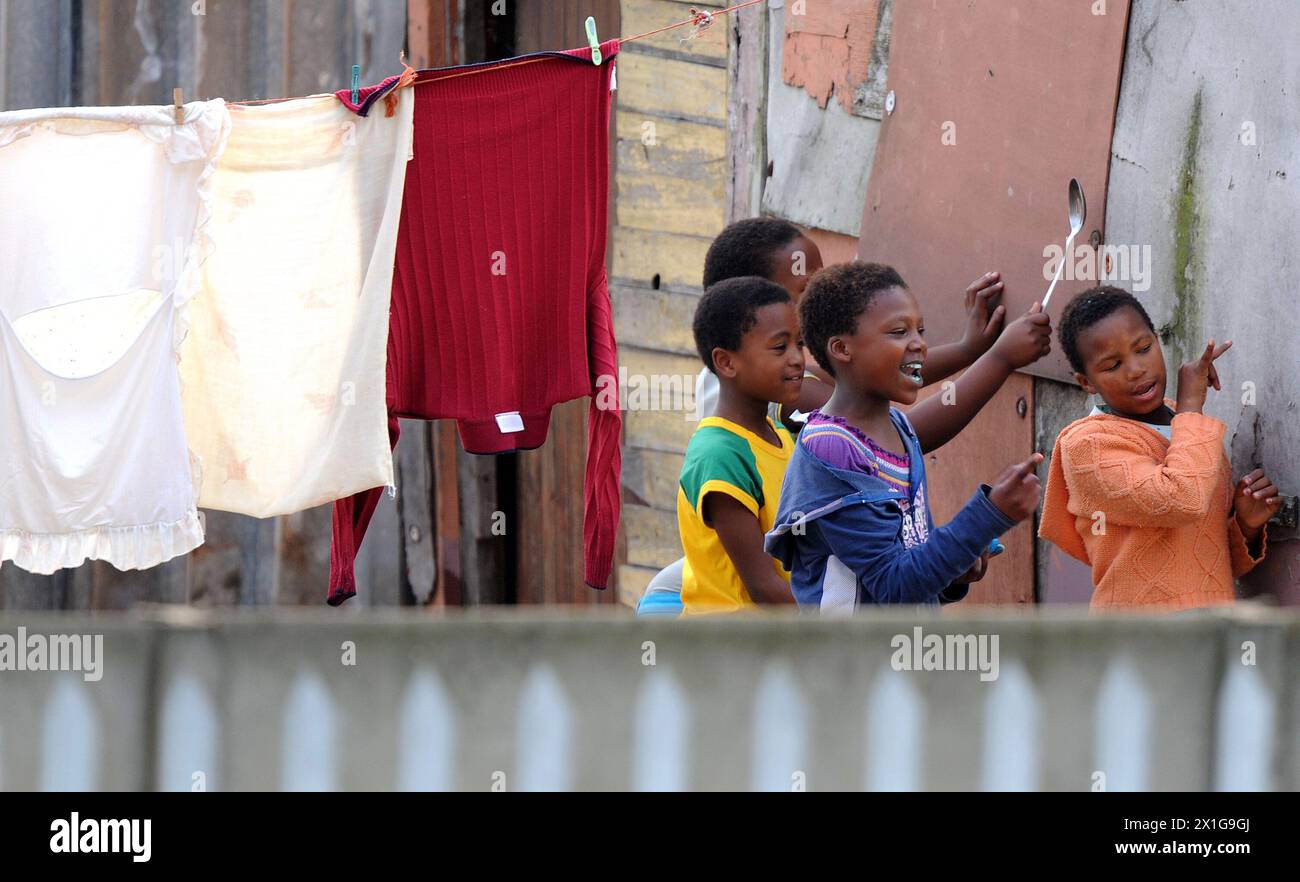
[900,361,924,386]
[1132,379,1160,401]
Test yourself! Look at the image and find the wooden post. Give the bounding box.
[727,2,768,223]
[407,0,459,69]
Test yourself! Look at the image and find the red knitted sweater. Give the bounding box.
[329,42,622,604]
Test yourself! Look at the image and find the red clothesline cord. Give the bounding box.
[621,0,764,44]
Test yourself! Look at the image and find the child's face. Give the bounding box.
[768,235,824,302]
[828,286,928,405]
[1072,306,1167,417]
[715,301,805,406]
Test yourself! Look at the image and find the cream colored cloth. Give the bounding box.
[0,101,228,573]
[180,91,413,517]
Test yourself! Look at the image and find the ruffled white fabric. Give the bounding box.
[0,101,229,575]
[0,512,205,576]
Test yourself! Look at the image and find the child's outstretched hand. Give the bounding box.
[988,452,1044,521]
[1175,339,1232,414]
[991,301,1052,370]
[959,272,1007,358]
[1234,467,1283,536]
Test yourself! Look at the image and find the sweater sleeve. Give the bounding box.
[814,486,1015,604]
[328,414,401,604]
[1058,412,1227,529]
[583,268,621,589]
[1227,519,1268,577]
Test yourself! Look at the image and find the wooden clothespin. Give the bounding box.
[585,16,602,66]
[173,88,184,124]
[351,65,361,105]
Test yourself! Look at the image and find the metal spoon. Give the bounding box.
[1041,178,1087,309]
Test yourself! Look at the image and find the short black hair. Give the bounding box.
[1058,285,1156,374]
[798,261,907,377]
[693,276,792,373]
[702,216,803,288]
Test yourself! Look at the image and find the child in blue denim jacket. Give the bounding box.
[766,263,1048,610]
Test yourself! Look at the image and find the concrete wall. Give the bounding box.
[1039,0,1300,604]
[0,609,1295,791]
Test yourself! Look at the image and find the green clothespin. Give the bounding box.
[585,16,602,65]
[351,64,361,104]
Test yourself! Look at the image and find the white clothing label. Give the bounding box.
[496,411,525,434]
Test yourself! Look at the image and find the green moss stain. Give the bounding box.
[1165,88,1204,366]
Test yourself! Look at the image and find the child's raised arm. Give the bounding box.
[704,494,796,604]
[908,301,1052,453]
[917,272,1008,385]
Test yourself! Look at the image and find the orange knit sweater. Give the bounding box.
[1039,408,1267,610]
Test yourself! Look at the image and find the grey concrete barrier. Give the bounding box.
[0,607,1296,792]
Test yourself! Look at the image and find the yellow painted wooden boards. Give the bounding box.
[611,227,712,290]
[614,5,731,582]
[617,51,727,122]
[623,504,685,568]
[615,116,727,237]
[621,0,728,61]
[617,563,660,608]
[624,410,697,459]
[612,286,698,355]
[623,447,686,511]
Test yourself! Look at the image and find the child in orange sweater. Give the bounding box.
[1039,286,1281,609]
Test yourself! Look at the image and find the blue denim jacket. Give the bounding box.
[764,408,1015,610]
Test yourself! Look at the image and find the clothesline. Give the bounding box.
[3,42,623,594]
[227,0,762,105]
[622,0,764,44]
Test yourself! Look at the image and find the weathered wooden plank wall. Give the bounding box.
[0,0,412,610]
[610,0,728,606]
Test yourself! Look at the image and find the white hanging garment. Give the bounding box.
[178,90,413,518]
[0,100,229,574]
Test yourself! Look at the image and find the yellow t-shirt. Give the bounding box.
[677,416,794,614]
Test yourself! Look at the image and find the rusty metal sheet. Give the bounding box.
[855,1,1132,604]
[858,0,1132,383]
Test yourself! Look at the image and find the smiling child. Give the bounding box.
[766,262,1051,610]
[677,276,806,613]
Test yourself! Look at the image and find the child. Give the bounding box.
[766,262,1051,610]
[677,277,805,614]
[1039,286,1279,609]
